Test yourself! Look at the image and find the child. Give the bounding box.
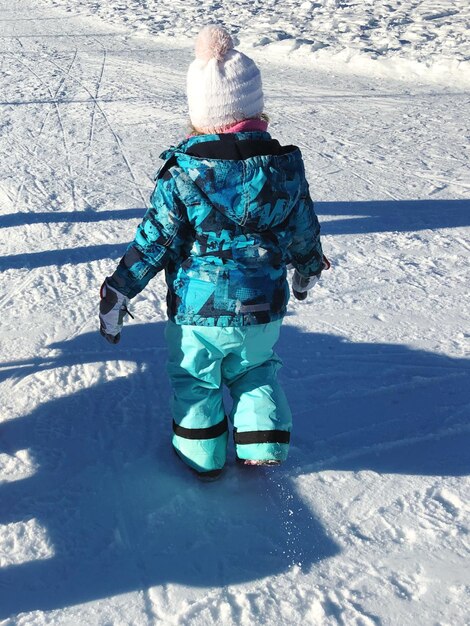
[99,25,329,480]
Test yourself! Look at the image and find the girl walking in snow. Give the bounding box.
[99,25,329,479]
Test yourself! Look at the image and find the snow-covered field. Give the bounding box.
[37,0,470,86]
[0,0,469,624]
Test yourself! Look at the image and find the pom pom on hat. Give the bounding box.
[187,26,264,133]
[195,25,234,62]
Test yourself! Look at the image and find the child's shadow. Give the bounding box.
[1,323,468,618]
[0,323,338,619]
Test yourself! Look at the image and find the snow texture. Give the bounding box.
[0,0,469,624]
[36,0,470,86]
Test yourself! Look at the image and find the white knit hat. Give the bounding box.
[187,25,264,133]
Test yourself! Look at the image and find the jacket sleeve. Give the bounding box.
[108,174,193,298]
[287,183,324,277]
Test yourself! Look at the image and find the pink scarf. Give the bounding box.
[221,119,269,133]
[188,118,268,139]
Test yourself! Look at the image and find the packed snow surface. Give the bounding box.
[0,0,469,625]
[38,0,470,86]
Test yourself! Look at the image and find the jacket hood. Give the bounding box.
[160,132,304,231]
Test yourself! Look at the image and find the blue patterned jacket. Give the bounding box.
[109,131,324,326]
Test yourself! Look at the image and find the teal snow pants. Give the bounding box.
[165,320,292,473]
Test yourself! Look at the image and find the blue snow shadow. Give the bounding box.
[317,198,470,234]
[0,208,146,229]
[0,323,468,618]
[278,326,470,477]
[1,199,469,271]
[0,208,146,271]
[0,323,337,619]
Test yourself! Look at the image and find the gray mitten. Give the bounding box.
[292,272,320,300]
[292,255,331,301]
[99,278,132,344]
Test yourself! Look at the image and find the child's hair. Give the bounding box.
[188,113,270,136]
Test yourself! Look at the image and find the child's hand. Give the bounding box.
[292,256,330,301]
[99,278,133,344]
[292,271,319,300]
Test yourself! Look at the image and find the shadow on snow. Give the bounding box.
[317,198,470,235]
[0,199,469,271]
[0,208,146,271]
[0,322,469,617]
[0,209,146,229]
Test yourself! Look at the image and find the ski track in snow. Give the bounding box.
[0,0,469,625]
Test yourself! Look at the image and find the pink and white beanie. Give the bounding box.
[187,25,264,134]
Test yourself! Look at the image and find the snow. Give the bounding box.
[35,0,470,87]
[0,0,469,624]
